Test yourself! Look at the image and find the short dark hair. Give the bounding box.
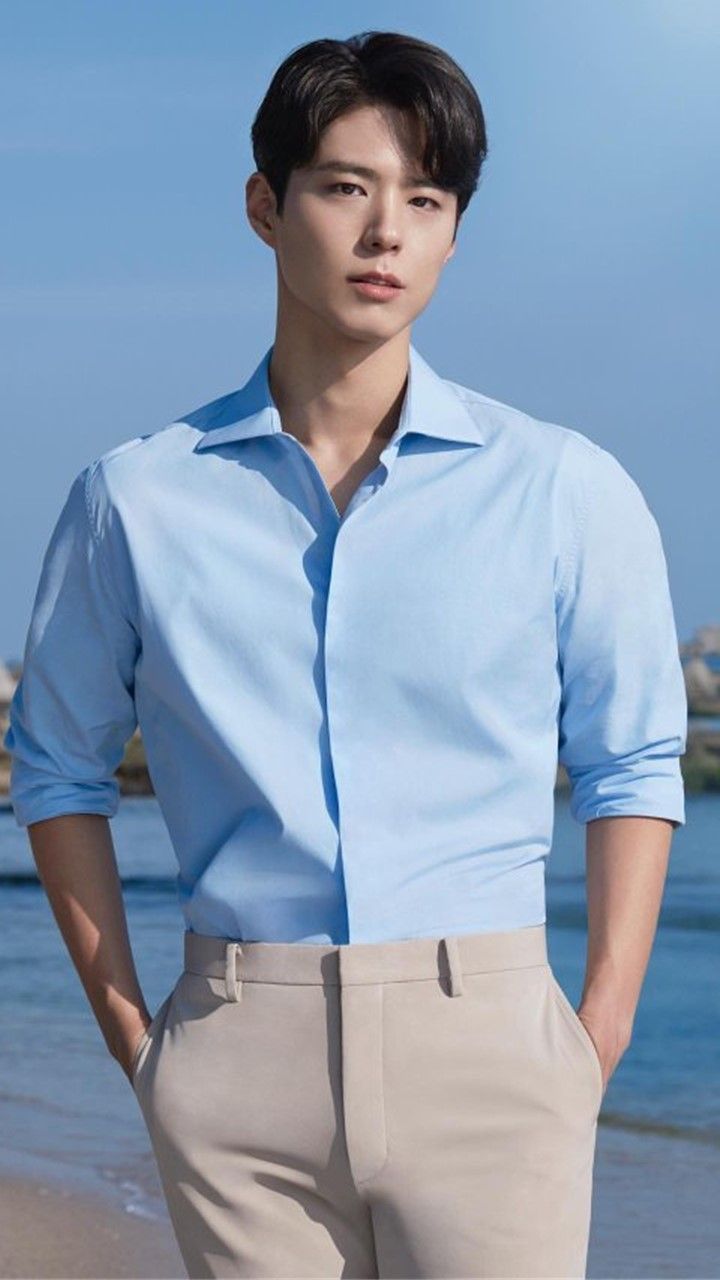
[250,30,488,238]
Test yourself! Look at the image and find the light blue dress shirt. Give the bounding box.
[4,343,687,943]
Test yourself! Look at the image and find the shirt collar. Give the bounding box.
[192,343,485,452]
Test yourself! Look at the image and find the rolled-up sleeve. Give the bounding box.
[3,462,139,827]
[556,443,687,827]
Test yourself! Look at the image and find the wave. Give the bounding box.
[0,871,176,891]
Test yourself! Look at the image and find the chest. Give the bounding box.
[129,449,561,721]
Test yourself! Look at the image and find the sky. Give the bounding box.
[2,0,718,660]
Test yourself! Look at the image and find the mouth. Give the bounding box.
[347,273,404,289]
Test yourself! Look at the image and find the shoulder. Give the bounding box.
[445,373,648,502]
[79,387,235,525]
[441,374,603,469]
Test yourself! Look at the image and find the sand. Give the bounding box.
[0,1173,185,1279]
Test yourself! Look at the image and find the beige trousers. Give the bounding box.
[130,924,603,1278]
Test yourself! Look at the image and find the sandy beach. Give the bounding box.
[0,1173,185,1280]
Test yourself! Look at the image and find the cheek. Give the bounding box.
[286,219,341,283]
[277,235,329,299]
[412,257,446,300]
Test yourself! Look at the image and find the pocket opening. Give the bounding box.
[130,978,180,1089]
[130,1028,151,1082]
[549,971,604,1105]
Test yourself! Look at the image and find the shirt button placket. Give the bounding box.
[322,489,390,943]
[321,447,397,942]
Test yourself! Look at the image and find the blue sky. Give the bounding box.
[2,0,718,658]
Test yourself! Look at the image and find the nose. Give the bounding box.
[361,202,401,253]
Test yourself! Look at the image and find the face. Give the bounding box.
[246,102,460,345]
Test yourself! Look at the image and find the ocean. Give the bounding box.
[1,793,718,1278]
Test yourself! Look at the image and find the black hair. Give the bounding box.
[250,30,488,238]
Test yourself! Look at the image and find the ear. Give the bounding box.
[246,172,277,246]
[445,211,462,261]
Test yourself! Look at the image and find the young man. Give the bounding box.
[4,30,686,1280]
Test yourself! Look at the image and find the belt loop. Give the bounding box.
[442,936,465,997]
[225,942,242,1002]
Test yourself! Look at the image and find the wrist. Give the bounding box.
[93,987,151,1063]
[580,973,635,1046]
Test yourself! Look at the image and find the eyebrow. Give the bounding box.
[309,160,447,191]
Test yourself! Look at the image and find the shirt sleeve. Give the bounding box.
[2,462,140,827]
[556,442,687,828]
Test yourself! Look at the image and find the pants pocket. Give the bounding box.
[131,980,179,1092]
[549,970,604,1107]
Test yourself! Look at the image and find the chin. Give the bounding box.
[325,309,408,344]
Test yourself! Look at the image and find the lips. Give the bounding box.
[348,273,404,289]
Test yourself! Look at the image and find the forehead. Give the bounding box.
[313,103,428,171]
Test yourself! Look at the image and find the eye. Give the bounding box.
[328,183,440,209]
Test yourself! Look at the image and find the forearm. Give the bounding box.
[581,814,675,1041]
[27,813,148,1065]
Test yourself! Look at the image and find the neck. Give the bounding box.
[267,320,411,454]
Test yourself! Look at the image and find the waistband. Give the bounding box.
[183,924,549,1002]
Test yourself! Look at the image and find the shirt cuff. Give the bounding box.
[8,782,120,828]
[568,764,686,827]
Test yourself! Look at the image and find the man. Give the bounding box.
[4,29,686,1280]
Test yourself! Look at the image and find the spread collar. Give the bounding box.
[191,342,485,451]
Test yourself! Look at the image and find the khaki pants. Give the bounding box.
[130,924,603,1278]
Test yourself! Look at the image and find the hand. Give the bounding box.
[577,1002,632,1096]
